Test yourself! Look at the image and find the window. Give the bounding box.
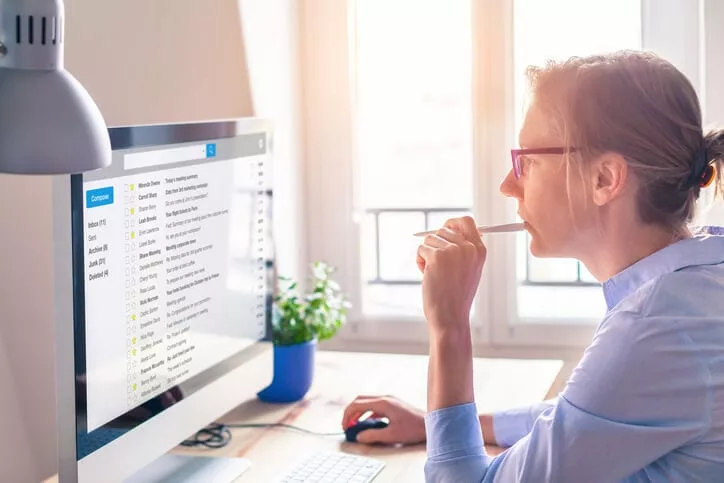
[511,0,642,322]
[303,0,706,348]
[354,0,640,322]
[354,0,474,316]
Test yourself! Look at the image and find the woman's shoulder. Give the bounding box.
[641,263,724,319]
[610,259,724,321]
[596,265,724,365]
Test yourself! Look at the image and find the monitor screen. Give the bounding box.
[70,121,272,460]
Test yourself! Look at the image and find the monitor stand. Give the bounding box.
[126,454,251,483]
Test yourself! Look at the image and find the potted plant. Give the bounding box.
[257,261,350,403]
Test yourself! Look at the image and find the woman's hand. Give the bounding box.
[416,216,487,336]
[341,395,426,445]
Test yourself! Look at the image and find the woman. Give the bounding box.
[342,50,724,482]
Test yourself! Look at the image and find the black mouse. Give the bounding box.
[344,417,389,443]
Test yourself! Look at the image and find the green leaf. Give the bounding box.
[271,261,350,346]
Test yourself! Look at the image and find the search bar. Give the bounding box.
[124,143,216,170]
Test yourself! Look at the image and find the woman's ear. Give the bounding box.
[591,153,628,206]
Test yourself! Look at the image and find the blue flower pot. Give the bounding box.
[257,339,317,403]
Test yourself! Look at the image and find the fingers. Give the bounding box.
[443,216,484,247]
[342,398,392,429]
[434,227,467,245]
[416,252,426,274]
[356,425,397,444]
[422,233,449,249]
[416,232,458,269]
[417,227,469,274]
[416,237,438,274]
[442,217,487,265]
[416,243,436,274]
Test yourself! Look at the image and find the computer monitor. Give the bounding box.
[54,119,274,482]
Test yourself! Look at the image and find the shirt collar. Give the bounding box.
[602,226,724,311]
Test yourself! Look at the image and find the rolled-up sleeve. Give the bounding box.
[492,399,557,447]
[424,402,493,482]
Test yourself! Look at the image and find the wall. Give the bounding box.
[0,175,57,483]
[643,0,724,227]
[0,1,274,481]
[701,0,724,225]
[0,331,35,479]
[239,0,306,283]
[64,0,253,127]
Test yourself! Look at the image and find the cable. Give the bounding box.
[225,422,344,437]
[180,423,232,449]
[180,422,344,449]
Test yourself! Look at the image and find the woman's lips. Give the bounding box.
[518,216,531,231]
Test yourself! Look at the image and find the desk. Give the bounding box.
[173,350,563,482]
[45,351,562,482]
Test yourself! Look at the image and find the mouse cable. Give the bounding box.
[180,422,344,449]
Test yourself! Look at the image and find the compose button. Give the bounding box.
[86,187,114,208]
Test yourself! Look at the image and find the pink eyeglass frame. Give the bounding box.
[510,147,576,178]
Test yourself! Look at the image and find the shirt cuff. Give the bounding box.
[425,402,484,461]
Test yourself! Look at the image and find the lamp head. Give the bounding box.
[0,0,111,174]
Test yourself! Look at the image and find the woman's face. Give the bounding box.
[500,101,597,258]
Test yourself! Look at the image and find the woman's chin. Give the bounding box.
[529,239,546,257]
[529,233,568,258]
[528,232,551,258]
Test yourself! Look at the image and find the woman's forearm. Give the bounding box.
[426,327,495,446]
[427,329,475,412]
[479,414,498,445]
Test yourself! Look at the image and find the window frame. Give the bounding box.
[301,0,707,351]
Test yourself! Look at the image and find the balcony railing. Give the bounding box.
[364,207,599,287]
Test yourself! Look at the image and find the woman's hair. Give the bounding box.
[526,49,724,229]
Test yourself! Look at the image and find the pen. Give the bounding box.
[413,222,526,237]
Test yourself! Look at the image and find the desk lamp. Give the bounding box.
[0,0,110,174]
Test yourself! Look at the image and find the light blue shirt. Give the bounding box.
[425,226,724,482]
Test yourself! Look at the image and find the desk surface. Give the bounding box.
[172,350,563,482]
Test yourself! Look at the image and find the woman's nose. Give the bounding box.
[500,169,522,200]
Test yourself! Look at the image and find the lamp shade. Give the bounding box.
[0,0,111,174]
[0,67,111,174]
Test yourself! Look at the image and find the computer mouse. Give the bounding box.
[345,417,389,443]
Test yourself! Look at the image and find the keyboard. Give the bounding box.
[275,451,385,482]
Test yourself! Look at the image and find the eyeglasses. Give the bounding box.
[510,147,575,179]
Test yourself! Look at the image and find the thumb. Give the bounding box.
[356,426,395,445]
